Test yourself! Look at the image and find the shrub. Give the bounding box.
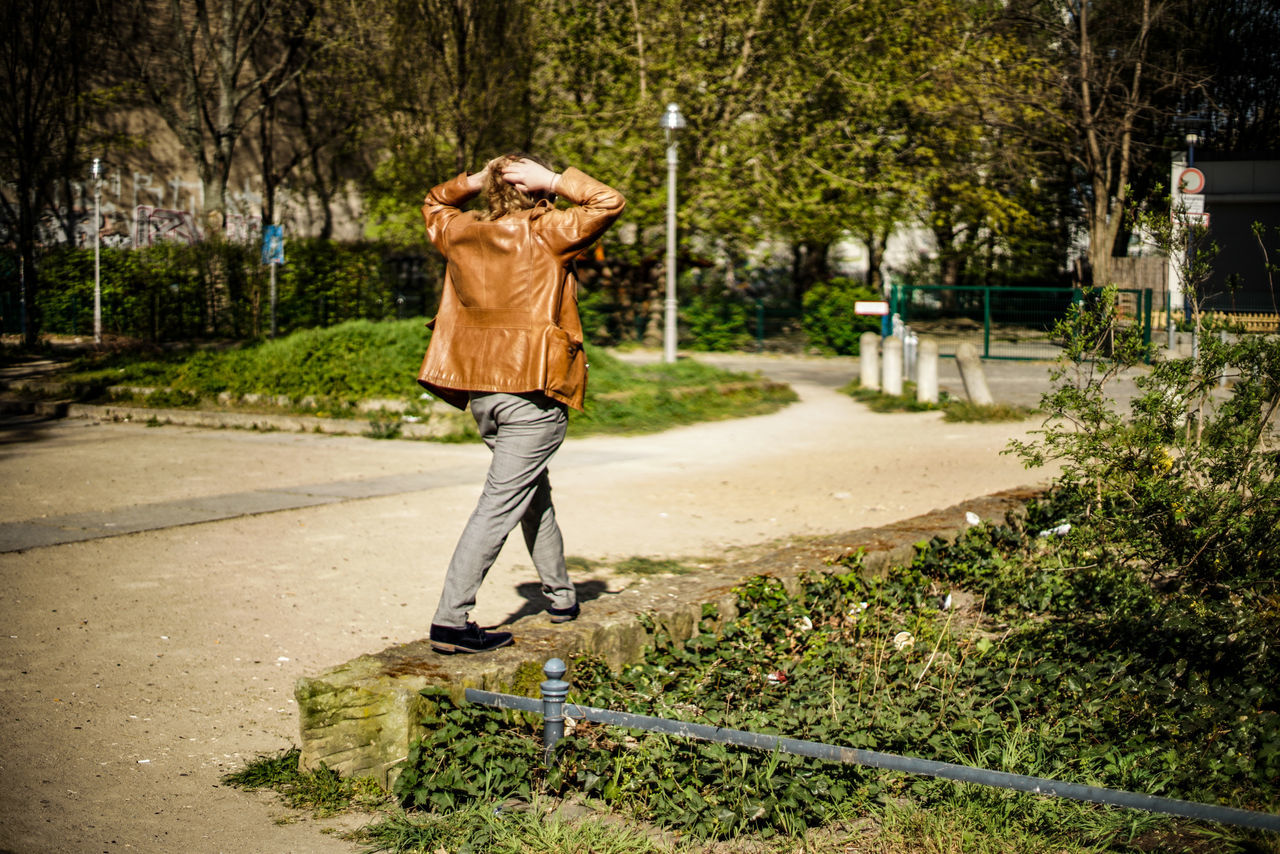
[802,277,882,355]
[1009,284,1280,594]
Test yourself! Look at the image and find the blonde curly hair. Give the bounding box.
[478,152,557,221]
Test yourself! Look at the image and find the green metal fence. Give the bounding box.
[889,285,1153,360]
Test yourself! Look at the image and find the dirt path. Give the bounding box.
[0,353,1061,853]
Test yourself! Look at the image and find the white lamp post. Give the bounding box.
[91,157,103,345]
[660,102,685,363]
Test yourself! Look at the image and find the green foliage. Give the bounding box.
[392,511,1279,847]
[1009,284,1280,592]
[802,278,883,355]
[392,690,544,812]
[680,271,753,352]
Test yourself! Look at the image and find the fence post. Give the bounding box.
[982,287,992,358]
[541,658,570,763]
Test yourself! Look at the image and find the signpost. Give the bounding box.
[1168,159,1209,343]
[262,225,285,337]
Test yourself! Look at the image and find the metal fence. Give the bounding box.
[889,285,1154,361]
[464,658,1280,834]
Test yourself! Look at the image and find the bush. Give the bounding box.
[681,270,753,352]
[802,277,882,355]
[1009,285,1280,593]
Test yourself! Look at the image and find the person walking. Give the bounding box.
[417,153,625,654]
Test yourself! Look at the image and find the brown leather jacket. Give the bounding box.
[416,167,625,411]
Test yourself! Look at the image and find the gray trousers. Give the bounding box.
[432,391,576,628]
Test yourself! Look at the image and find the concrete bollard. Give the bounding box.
[916,337,939,404]
[882,336,904,396]
[955,342,994,405]
[860,332,880,390]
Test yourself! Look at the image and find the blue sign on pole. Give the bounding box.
[262,225,285,265]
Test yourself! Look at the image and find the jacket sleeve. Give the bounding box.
[421,172,481,252]
[537,167,627,258]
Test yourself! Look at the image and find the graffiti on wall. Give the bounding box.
[2,170,265,249]
[134,206,204,246]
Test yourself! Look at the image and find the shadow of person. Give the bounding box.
[495,578,615,628]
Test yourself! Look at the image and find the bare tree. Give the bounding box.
[118,0,319,234]
[0,0,106,345]
[998,0,1195,287]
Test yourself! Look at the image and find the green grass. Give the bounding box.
[841,380,1035,422]
[356,800,685,854]
[51,319,796,438]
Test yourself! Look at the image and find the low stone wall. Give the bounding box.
[294,487,1040,786]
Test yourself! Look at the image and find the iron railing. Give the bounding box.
[464,658,1280,834]
[889,285,1154,361]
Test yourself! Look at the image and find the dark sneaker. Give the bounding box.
[429,622,514,654]
[547,602,580,623]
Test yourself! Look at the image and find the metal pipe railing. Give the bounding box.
[464,658,1280,834]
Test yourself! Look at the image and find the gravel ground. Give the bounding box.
[0,351,1083,853]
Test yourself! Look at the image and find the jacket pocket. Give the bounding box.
[543,325,586,400]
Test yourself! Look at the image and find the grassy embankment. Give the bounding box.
[42,318,797,438]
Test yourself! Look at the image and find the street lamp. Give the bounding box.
[91,158,103,345]
[660,102,685,363]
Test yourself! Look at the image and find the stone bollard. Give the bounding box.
[882,336,904,397]
[916,337,939,404]
[955,342,994,405]
[860,332,880,390]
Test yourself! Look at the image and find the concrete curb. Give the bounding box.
[61,402,471,438]
[295,486,1040,786]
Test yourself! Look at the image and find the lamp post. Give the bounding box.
[91,157,103,345]
[660,102,685,363]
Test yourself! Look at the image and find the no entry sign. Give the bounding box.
[1178,167,1206,195]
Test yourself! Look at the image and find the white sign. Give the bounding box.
[854,300,890,316]
[1181,195,1205,214]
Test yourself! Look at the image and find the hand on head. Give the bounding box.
[499,158,558,195]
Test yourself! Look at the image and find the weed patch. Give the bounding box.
[222,748,388,817]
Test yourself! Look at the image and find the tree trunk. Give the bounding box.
[864,231,890,294]
[791,240,831,301]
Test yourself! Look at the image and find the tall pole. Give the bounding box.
[92,158,103,345]
[664,133,678,363]
[660,102,684,363]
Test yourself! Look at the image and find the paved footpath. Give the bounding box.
[0,352,1095,853]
